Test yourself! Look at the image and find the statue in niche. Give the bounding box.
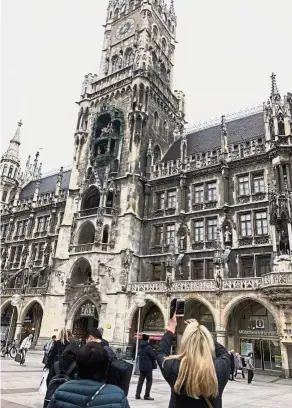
[279,230,290,255]
[214,264,223,291]
[166,271,172,289]
[224,226,232,246]
[101,122,113,137]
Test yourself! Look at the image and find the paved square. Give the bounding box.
[1,352,292,408]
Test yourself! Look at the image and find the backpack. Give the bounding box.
[106,359,133,396]
[43,361,76,408]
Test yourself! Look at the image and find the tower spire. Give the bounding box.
[4,120,22,162]
[270,72,281,101]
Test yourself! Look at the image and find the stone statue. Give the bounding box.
[101,122,113,137]
[224,226,232,245]
[214,264,223,290]
[280,230,290,255]
[166,271,172,289]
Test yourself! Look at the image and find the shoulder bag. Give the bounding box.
[86,384,107,408]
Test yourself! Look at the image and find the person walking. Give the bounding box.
[157,315,230,408]
[229,350,235,381]
[246,352,255,384]
[47,342,129,408]
[19,333,33,366]
[135,334,156,401]
[46,341,79,386]
[234,352,245,379]
[46,329,71,370]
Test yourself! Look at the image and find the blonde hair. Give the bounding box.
[59,328,70,345]
[164,320,218,399]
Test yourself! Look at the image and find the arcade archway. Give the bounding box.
[1,302,18,342]
[21,302,43,346]
[226,298,281,372]
[72,300,99,344]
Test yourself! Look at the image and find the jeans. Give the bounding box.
[136,371,153,397]
[20,349,27,365]
[247,369,254,384]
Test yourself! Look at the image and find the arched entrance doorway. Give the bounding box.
[226,299,281,372]
[1,303,18,341]
[21,302,43,347]
[72,300,98,344]
[131,302,165,353]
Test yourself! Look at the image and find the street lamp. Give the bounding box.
[6,294,21,346]
[134,291,146,375]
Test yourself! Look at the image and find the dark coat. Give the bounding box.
[46,340,70,369]
[101,339,109,348]
[230,353,235,370]
[47,379,129,408]
[46,354,78,387]
[139,340,156,373]
[157,332,230,408]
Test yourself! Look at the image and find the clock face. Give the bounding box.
[116,19,135,40]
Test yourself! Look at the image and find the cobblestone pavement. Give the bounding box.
[1,352,292,408]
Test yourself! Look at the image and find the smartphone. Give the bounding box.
[170,299,185,318]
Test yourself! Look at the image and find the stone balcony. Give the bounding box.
[70,243,94,253]
[128,272,292,294]
[1,286,47,297]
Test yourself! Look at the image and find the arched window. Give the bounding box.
[152,25,158,42]
[160,63,166,82]
[112,55,119,73]
[153,145,161,163]
[269,119,275,138]
[161,38,167,54]
[102,225,109,244]
[71,258,92,286]
[125,48,134,66]
[78,221,95,245]
[86,167,92,179]
[163,120,168,135]
[8,166,14,178]
[154,112,159,130]
[152,52,158,70]
[278,114,285,135]
[2,190,8,203]
[106,191,114,208]
[2,164,7,175]
[114,8,119,20]
[138,84,144,106]
[95,113,111,138]
[82,186,100,210]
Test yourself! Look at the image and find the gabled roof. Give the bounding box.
[19,169,71,200]
[163,112,265,162]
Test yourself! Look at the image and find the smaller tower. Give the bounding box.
[0,120,23,204]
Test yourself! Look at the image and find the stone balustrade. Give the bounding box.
[78,207,98,218]
[1,286,46,296]
[71,243,94,253]
[128,273,292,293]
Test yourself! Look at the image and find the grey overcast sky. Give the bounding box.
[1,0,291,173]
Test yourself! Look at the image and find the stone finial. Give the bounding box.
[221,115,228,153]
[270,72,281,101]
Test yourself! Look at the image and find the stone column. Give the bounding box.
[216,330,226,347]
[286,165,291,190]
[287,222,292,251]
[14,322,23,346]
[179,175,186,212]
[280,342,290,379]
[279,165,285,192]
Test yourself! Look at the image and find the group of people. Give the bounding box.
[229,350,255,384]
[38,316,233,408]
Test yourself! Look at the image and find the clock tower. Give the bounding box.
[56,0,185,346]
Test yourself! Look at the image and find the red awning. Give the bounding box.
[134,333,164,341]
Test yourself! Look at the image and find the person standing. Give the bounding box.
[46,329,71,370]
[46,341,79,387]
[229,350,235,381]
[247,352,255,384]
[135,334,156,401]
[235,352,245,379]
[47,342,129,408]
[86,328,116,362]
[19,334,33,366]
[43,335,57,366]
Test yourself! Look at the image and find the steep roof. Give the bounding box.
[19,169,71,200]
[163,111,265,162]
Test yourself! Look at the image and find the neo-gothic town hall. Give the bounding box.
[1,0,292,378]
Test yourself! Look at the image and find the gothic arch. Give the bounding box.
[70,257,92,286]
[125,48,134,66]
[102,225,110,244]
[66,294,100,327]
[77,220,95,245]
[1,299,21,317]
[153,145,161,164]
[19,298,44,324]
[184,295,218,327]
[127,294,167,330]
[82,186,100,210]
[222,294,281,332]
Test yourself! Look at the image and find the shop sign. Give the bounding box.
[239,330,277,336]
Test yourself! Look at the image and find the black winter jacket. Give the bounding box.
[47,379,129,408]
[139,340,156,373]
[46,340,70,369]
[157,332,230,408]
[46,354,77,387]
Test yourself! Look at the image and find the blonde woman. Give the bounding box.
[157,315,230,408]
[45,329,71,370]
